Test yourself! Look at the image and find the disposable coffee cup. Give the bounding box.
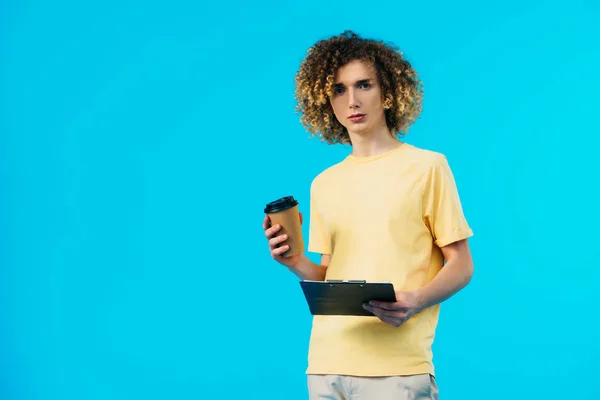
[264,196,305,258]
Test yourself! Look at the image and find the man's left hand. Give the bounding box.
[362,291,423,327]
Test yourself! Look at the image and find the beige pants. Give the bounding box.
[307,374,439,400]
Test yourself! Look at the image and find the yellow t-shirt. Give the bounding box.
[306,143,473,377]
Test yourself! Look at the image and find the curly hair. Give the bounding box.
[294,30,424,145]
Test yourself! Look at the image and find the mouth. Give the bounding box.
[348,114,366,122]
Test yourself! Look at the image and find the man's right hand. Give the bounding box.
[263,214,304,269]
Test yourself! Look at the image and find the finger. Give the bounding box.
[272,245,290,257]
[364,304,402,321]
[364,305,401,324]
[381,311,407,321]
[370,305,407,320]
[269,234,288,247]
[368,301,400,311]
[363,304,383,317]
[365,307,397,326]
[264,224,281,238]
[262,215,271,230]
[381,315,404,327]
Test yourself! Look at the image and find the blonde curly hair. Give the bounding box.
[294,30,424,145]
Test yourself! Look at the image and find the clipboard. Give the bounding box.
[299,280,397,316]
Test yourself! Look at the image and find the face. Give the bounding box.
[329,60,387,136]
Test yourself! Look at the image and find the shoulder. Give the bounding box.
[403,143,448,166]
[310,160,347,192]
[397,144,451,178]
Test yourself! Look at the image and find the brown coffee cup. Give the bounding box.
[264,196,305,258]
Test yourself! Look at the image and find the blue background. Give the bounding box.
[2,0,599,399]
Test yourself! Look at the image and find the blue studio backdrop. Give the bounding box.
[2,1,599,399]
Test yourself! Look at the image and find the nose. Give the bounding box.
[348,88,358,110]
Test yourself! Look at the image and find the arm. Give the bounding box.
[364,239,473,327]
[364,155,474,326]
[415,238,473,310]
[264,213,331,281]
[287,254,330,281]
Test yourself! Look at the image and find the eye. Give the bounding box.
[334,87,345,95]
[359,82,371,89]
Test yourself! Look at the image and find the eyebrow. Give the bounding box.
[333,78,373,87]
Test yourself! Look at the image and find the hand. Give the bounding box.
[263,213,304,269]
[362,291,423,328]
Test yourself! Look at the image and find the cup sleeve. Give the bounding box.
[422,154,474,248]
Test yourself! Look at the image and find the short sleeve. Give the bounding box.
[422,154,473,247]
[308,181,331,255]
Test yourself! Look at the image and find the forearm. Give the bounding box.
[416,255,473,310]
[288,254,327,281]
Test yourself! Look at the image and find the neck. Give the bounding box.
[348,125,403,157]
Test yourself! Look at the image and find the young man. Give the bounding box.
[262,30,474,400]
